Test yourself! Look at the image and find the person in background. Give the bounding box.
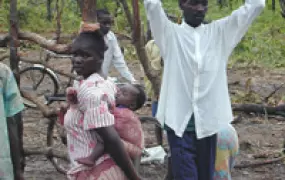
[0,62,25,180]
[80,9,137,84]
[144,0,265,179]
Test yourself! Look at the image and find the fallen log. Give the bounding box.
[232,104,285,117]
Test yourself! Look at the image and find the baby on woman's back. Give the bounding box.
[61,82,146,166]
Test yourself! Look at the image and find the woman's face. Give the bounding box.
[71,47,102,79]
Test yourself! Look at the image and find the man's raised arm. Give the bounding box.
[144,0,173,54]
[217,0,265,51]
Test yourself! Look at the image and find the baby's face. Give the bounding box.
[116,84,138,109]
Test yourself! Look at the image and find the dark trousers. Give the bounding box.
[167,129,217,180]
[7,113,24,180]
[152,101,163,146]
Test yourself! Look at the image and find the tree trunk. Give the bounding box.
[47,0,53,21]
[77,0,97,22]
[10,0,19,83]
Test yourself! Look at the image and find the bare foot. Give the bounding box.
[76,157,95,166]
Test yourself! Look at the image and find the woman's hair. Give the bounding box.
[71,30,107,59]
[133,84,147,111]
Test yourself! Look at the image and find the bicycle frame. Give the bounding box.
[32,64,61,86]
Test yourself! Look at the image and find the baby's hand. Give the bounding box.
[66,87,78,105]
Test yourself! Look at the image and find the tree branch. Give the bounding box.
[18,31,69,54]
[20,90,57,118]
[119,0,161,97]
[0,52,9,61]
[119,0,133,28]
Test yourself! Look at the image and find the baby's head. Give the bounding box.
[116,83,146,111]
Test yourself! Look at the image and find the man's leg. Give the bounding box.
[7,114,24,180]
[164,153,173,180]
[196,134,217,180]
[167,129,197,180]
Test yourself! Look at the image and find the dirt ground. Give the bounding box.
[2,51,284,180]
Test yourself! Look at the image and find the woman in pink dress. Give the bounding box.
[64,29,142,180]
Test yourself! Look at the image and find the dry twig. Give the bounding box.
[235,156,285,168]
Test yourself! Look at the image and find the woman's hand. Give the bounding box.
[79,22,100,33]
[96,126,142,180]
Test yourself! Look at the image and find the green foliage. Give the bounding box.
[0,0,284,68]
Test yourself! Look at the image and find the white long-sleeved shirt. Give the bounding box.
[144,0,265,139]
[102,31,136,82]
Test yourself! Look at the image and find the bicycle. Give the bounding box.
[20,49,73,107]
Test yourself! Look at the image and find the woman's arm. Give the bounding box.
[96,126,141,180]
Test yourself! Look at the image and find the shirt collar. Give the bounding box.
[105,31,112,41]
[181,21,204,31]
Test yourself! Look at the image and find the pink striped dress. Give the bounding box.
[64,73,122,179]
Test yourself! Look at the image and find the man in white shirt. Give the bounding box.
[144,0,265,179]
[97,9,137,83]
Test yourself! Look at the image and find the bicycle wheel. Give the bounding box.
[20,65,60,107]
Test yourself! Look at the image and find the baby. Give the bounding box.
[60,83,146,166]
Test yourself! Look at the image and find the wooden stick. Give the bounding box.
[235,156,285,168]
[24,147,69,162]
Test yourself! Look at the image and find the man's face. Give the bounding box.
[98,14,113,35]
[70,44,102,79]
[179,0,208,27]
[116,84,139,110]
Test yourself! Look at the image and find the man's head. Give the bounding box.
[70,31,107,79]
[179,0,208,28]
[116,84,146,111]
[97,9,113,35]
